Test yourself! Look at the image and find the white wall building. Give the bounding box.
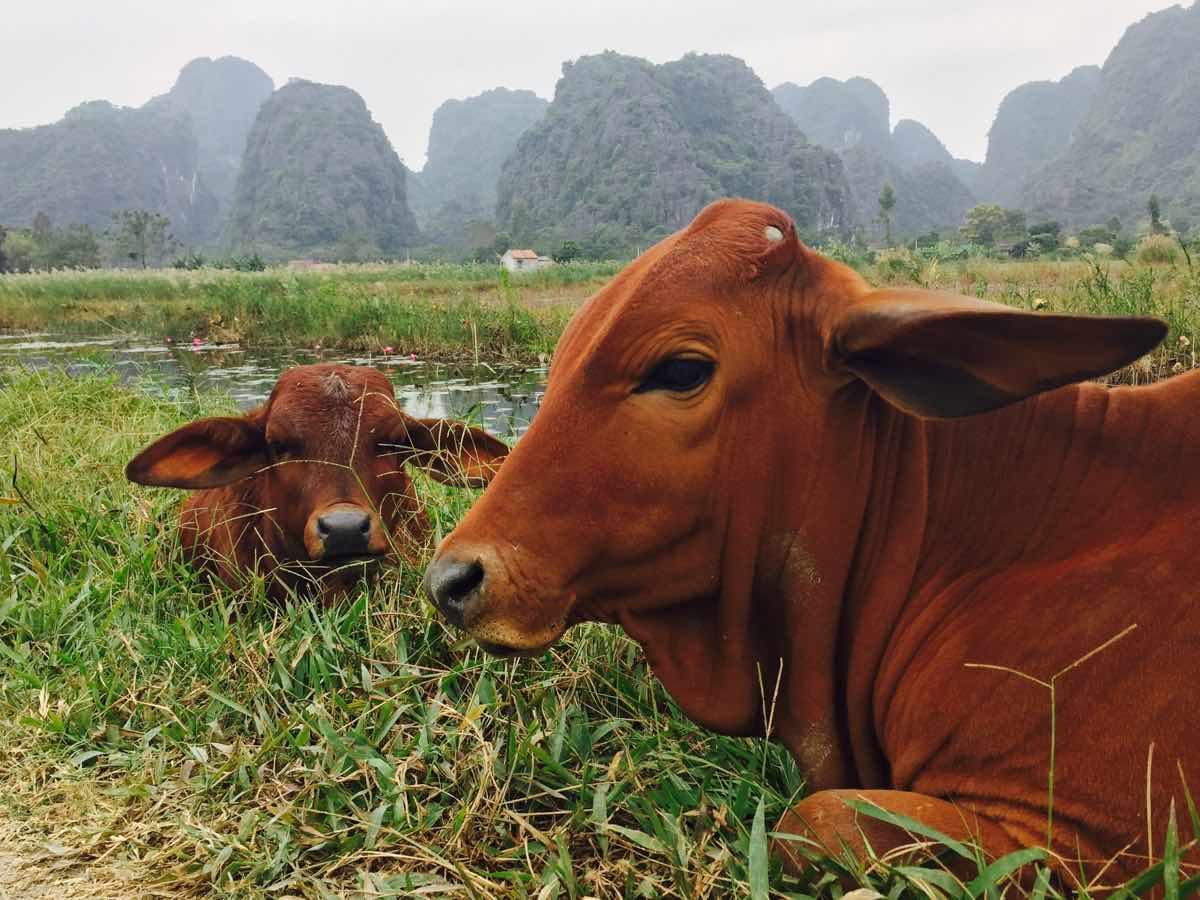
[501,248,554,272]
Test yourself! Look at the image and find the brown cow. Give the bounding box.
[128,364,507,601]
[424,199,1196,885]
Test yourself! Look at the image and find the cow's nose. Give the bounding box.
[316,508,372,558]
[424,555,485,628]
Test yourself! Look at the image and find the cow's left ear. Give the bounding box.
[126,412,269,488]
[825,288,1167,418]
[390,416,509,487]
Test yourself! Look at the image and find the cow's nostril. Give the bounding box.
[316,508,373,558]
[425,557,485,627]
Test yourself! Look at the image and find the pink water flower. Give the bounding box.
[191,337,202,347]
[383,346,394,354]
[409,352,417,361]
[165,337,173,343]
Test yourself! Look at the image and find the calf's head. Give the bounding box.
[128,364,507,596]
[425,200,1164,708]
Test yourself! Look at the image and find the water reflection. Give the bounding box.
[0,334,546,439]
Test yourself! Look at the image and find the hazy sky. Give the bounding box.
[0,0,1177,168]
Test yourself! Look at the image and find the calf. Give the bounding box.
[129,364,506,601]
[424,199,1197,883]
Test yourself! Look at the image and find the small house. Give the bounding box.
[501,249,554,272]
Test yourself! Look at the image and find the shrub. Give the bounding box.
[1136,234,1181,265]
[874,247,921,283]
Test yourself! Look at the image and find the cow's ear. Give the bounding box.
[392,416,509,487]
[825,288,1166,418]
[126,413,269,489]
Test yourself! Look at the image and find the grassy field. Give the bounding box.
[3,254,1200,897]
[1,254,1199,374]
[0,261,621,364]
[0,372,807,898]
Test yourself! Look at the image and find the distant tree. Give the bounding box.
[1029,220,1061,253]
[1077,224,1119,248]
[0,226,7,273]
[1107,216,1122,235]
[962,204,1027,247]
[31,211,52,244]
[110,209,174,268]
[1148,194,1165,235]
[877,182,896,246]
[553,240,582,263]
[492,230,513,256]
[44,224,101,269]
[2,230,37,272]
[962,204,1005,246]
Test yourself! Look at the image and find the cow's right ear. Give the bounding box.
[126,414,269,489]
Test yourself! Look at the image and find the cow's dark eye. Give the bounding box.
[269,440,294,458]
[634,357,715,394]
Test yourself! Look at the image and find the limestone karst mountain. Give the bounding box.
[409,88,548,248]
[772,77,976,237]
[227,80,421,259]
[496,52,852,255]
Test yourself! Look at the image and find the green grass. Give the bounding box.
[0,261,620,363]
[0,370,808,897]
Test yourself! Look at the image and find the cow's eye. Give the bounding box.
[634,357,715,395]
[269,440,294,458]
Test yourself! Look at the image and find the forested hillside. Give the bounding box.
[1021,4,1200,231]
[772,77,976,237]
[145,56,275,237]
[973,65,1101,209]
[496,52,851,255]
[0,100,218,246]
[410,88,548,248]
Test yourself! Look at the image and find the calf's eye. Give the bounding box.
[634,357,715,395]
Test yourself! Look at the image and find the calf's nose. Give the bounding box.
[424,555,485,628]
[316,508,372,558]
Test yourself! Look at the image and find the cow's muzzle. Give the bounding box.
[307,503,387,562]
[424,554,484,628]
[423,546,567,656]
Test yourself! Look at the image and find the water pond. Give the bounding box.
[0,334,547,439]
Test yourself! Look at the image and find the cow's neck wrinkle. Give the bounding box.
[768,376,1197,792]
[863,376,1196,786]
[909,379,1185,598]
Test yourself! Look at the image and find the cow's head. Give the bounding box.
[424,200,1164,716]
[128,364,507,596]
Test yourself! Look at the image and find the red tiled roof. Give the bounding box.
[509,249,538,260]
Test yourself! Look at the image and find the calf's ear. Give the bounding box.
[126,415,269,488]
[392,416,509,487]
[825,288,1167,418]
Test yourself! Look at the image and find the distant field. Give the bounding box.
[0,261,622,364]
[1,254,1197,377]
